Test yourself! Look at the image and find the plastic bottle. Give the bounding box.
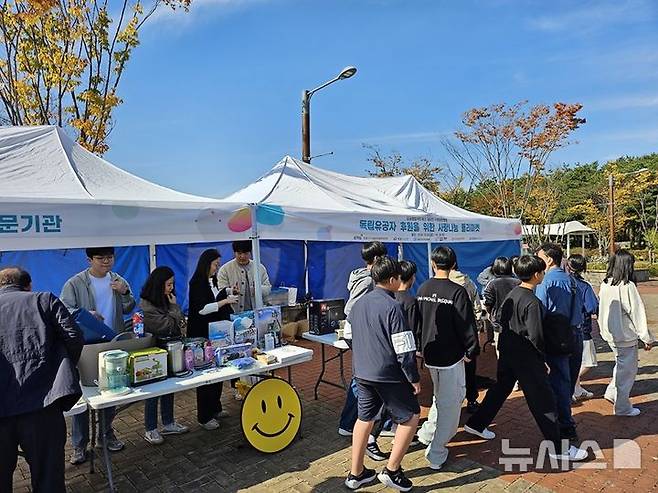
[132,312,144,337]
[204,341,214,363]
[184,348,194,371]
[264,333,275,351]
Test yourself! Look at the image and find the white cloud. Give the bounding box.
[587,94,658,111]
[527,0,655,33]
[146,0,267,27]
[593,126,658,143]
[347,130,451,145]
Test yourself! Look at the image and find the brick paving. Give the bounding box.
[11,282,658,492]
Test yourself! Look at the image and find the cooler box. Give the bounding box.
[127,347,168,386]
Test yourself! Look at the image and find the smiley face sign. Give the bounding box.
[241,378,302,453]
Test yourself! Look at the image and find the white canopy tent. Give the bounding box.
[223,156,521,243]
[224,156,522,303]
[0,126,246,254]
[522,220,595,256]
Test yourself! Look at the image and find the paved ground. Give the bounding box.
[12,282,658,492]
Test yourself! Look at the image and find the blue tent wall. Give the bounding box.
[0,246,150,312]
[403,240,521,293]
[306,241,398,301]
[156,240,305,314]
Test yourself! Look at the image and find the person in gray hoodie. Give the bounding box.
[60,247,135,465]
[339,242,391,461]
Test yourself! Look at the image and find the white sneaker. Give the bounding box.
[572,388,594,402]
[428,462,443,470]
[464,425,496,440]
[144,429,164,445]
[338,428,353,437]
[379,429,396,437]
[214,410,230,419]
[199,418,220,430]
[161,421,189,435]
[550,445,588,461]
[615,407,641,417]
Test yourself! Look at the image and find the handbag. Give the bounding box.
[543,278,577,355]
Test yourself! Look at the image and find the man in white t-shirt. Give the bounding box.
[60,247,135,465]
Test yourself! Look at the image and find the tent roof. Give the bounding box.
[522,220,594,236]
[0,125,221,206]
[224,155,510,221]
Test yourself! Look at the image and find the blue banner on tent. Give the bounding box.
[403,240,521,293]
[306,241,398,301]
[0,246,150,314]
[156,240,306,314]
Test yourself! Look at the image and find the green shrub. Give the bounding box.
[649,264,658,278]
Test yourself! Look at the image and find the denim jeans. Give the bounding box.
[339,377,358,431]
[144,394,175,431]
[71,407,116,449]
[545,353,575,435]
[568,328,584,395]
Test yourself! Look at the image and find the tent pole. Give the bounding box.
[149,244,156,272]
[304,240,309,300]
[427,242,432,280]
[582,234,586,256]
[398,243,403,261]
[250,204,264,309]
[567,234,571,258]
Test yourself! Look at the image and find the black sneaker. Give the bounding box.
[466,401,480,414]
[378,467,413,492]
[366,441,389,461]
[345,466,377,490]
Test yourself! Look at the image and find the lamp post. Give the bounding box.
[301,66,357,163]
[608,168,649,255]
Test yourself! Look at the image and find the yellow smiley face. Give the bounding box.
[241,378,302,453]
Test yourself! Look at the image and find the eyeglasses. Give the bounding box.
[92,255,114,262]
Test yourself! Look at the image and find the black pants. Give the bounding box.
[466,331,564,453]
[0,404,66,493]
[196,381,224,424]
[465,357,479,403]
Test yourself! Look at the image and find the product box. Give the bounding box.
[255,306,282,350]
[208,320,234,347]
[127,347,168,385]
[214,343,253,366]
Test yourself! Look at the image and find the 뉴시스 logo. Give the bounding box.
[499,439,641,472]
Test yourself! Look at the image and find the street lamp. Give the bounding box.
[608,168,649,255]
[301,66,357,163]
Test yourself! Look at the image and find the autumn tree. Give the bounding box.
[363,144,471,206]
[443,101,586,221]
[0,0,191,154]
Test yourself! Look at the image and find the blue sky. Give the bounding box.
[104,0,658,198]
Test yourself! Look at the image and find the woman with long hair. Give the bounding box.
[188,248,237,430]
[140,266,189,444]
[598,250,654,416]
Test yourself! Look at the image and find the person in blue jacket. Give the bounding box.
[535,243,584,441]
[567,254,599,401]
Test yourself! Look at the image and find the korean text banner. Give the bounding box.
[0,202,247,251]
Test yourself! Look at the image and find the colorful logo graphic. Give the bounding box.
[228,205,285,232]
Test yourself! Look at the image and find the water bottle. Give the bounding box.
[132,312,144,337]
[264,333,275,351]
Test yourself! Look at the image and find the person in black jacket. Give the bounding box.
[416,246,479,470]
[483,257,521,357]
[188,249,238,430]
[0,267,84,493]
[465,256,587,462]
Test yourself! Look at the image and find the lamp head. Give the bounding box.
[338,66,357,80]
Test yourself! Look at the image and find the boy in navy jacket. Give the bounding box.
[345,257,420,492]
